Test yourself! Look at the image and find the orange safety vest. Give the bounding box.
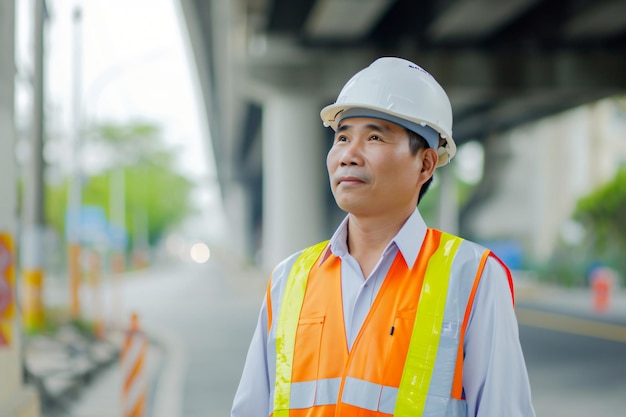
[271,228,514,417]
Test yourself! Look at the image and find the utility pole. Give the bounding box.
[0,0,41,415]
[68,5,83,319]
[21,0,47,333]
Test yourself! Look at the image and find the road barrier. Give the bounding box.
[121,313,147,417]
[0,233,15,347]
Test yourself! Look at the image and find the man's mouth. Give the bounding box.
[337,175,366,186]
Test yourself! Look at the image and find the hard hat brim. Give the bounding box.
[321,103,457,168]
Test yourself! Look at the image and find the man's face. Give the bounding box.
[326,117,428,218]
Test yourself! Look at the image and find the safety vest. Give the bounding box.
[272,228,513,417]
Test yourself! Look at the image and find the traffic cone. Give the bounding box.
[121,313,148,417]
[591,267,612,313]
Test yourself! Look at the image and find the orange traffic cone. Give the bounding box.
[591,268,612,313]
[121,313,148,417]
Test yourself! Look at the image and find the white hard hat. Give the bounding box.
[320,57,456,167]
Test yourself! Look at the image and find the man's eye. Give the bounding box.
[336,136,348,142]
[370,135,381,141]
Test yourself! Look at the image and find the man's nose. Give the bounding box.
[339,140,363,166]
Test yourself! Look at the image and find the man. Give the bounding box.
[232,57,536,417]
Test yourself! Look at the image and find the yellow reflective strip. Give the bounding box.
[395,233,462,416]
[274,241,328,416]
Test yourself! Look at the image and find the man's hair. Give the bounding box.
[406,129,434,204]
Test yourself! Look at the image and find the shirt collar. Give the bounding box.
[322,208,428,269]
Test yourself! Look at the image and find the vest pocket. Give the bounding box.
[383,309,416,383]
[392,309,416,337]
[293,316,325,385]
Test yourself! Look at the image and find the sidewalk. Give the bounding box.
[24,325,120,414]
[25,324,165,417]
[27,254,257,417]
[514,272,626,323]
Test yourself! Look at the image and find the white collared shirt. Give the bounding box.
[232,209,536,417]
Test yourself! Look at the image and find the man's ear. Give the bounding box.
[419,148,438,179]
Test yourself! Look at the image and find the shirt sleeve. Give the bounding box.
[463,256,536,417]
[231,294,271,417]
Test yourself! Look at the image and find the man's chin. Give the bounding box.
[335,201,371,216]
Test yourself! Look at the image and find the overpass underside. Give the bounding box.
[178,0,626,268]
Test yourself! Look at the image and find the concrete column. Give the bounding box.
[222,182,252,260]
[0,0,40,415]
[437,166,459,236]
[262,94,326,269]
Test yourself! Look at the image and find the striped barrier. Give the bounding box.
[0,233,15,347]
[121,313,148,417]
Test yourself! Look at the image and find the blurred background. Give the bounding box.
[1,0,625,416]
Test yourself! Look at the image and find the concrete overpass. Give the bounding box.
[178,0,626,267]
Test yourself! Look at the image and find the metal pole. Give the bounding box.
[110,167,126,273]
[21,0,46,333]
[110,167,125,327]
[68,5,83,319]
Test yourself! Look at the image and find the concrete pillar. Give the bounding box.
[262,94,326,269]
[0,0,40,415]
[222,182,252,260]
[437,166,459,236]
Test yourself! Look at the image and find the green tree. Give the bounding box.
[574,168,626,276]
[46,121,195,250]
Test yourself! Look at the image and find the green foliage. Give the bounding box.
[524,247,590,287]
[45,121,195,250]
[573,168,626,278]
[574,168,626,251]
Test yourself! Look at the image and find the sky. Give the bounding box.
[16,0,226,241]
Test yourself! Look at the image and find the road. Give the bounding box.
[118,257,265,417]
[517,302,626,416]
[99,259,626,416]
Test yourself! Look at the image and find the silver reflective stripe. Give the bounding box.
[341,377,401,413]
[316,378,341,405]
[290,380,316,409]
[423,396,467,417]
[290,378,342,409]
[342,377,382,411]
[422,239,484,414]
[446,398,468,416]
[426,242,465,400]
[379,385,399,414]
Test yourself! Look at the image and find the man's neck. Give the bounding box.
[346,209,413,277]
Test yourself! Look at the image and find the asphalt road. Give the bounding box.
[517,303,626,416]
[118,257,265,417]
